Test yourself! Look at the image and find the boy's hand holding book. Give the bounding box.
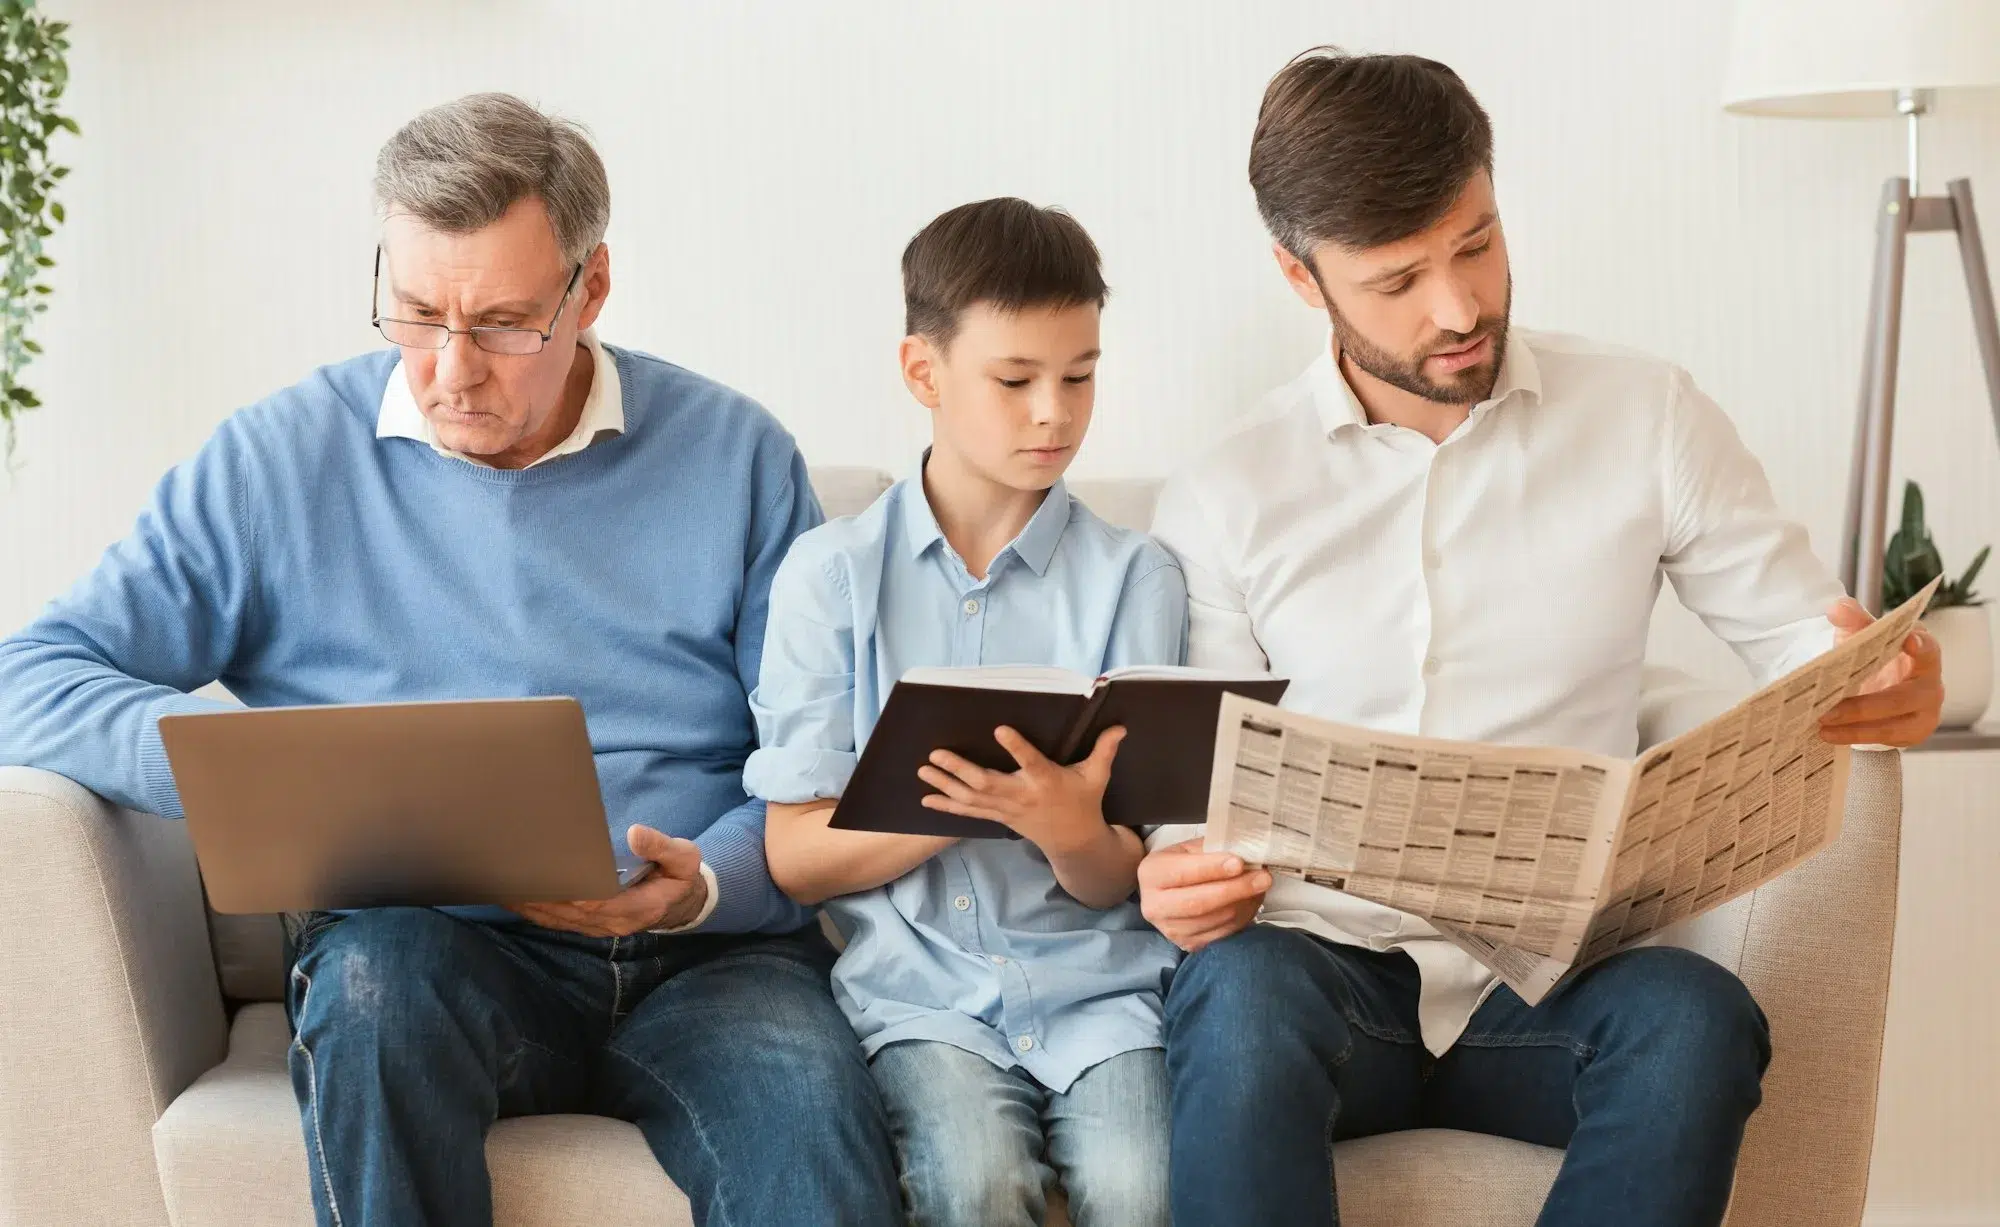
[918,725,1144,907]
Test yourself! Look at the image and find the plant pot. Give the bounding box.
[1922,605,1994,730]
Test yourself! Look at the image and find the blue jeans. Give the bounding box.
[869,1040,1170,1227]
[1162,925,1771,1227]
[284,907,900,1227]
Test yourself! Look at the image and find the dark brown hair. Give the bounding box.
[1249,48,1493,259]
[902,198,1107,348]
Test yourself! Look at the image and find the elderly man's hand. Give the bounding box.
[1818,598,1945,748]
[512,825,709,937]
[1138,838,1272,952]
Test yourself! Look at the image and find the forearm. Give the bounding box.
[1045,822,1145,909]
[0,634,233,817]
[764,801,956,905]
[688,796,815,934]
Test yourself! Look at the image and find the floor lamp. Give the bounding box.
[1724,0,2000,614]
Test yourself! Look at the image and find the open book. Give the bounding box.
[830,666,1289,839]
[1201,579,1939,1004]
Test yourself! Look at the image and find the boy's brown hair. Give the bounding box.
[902,197,1108,349]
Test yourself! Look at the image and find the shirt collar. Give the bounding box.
[1311,327,1542,438]
[375,328,625,466]
[899,450,1072,578]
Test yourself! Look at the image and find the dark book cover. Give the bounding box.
[829,674,1289,839]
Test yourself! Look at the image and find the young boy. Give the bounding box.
[746,198,1184,1227]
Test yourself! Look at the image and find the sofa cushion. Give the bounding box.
[155,1005,1559,1227]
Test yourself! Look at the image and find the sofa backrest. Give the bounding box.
[208,466,1168,1003]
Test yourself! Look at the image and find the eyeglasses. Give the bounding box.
[370,247,584,356]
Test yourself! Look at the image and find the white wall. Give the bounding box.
[1,1,1996,1221]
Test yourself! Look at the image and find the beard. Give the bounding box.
[1324,277,1512,407]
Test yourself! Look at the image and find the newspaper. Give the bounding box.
[1202,579,1938,1004]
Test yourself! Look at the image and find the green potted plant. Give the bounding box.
[1884,479,1992,728]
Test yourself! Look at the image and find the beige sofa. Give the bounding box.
[0,467,1901,1227]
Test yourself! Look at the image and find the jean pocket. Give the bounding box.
[282,910,343,963]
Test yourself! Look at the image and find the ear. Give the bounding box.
[574,242,612,333]
[1273,241,1328,310]
[900,334,943,410]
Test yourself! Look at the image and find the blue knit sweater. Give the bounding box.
[0,345,822,934]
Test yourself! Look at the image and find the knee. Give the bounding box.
[1063,1149,1169,1227]
[291,908,476,1039]
[1592,947,1770,1088]
[905,1141,1044,1226]
[1165,925,1344,1063]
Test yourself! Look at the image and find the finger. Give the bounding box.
[1822,681,1942,727]
[992,726,1054,775]
[920,794,1006,822]
[926,750,997,793]
[627,825,703,880]
[1826,597,1873,637]
[1139,847,1250,890]
[918,764,1000,806]
[1864,650,1916,693]
[1172,912,1259,953]
[1081,726,1127,779]
[1144,870,1274,919]
[1904,626,1942,676]
[1819,713,1935,746]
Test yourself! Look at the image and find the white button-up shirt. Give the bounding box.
[1149,329,1841,1054]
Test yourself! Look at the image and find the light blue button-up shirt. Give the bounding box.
[745,463,1187,1091]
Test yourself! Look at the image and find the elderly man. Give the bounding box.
[0,94,898,1226]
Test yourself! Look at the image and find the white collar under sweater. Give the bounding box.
[375,329,625,467]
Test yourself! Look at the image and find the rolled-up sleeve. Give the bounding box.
[744,541,860,804]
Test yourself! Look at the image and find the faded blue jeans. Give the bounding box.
[1163,925,1771,1227]
[869,1039,1170,1227]
[284,907,901,1227]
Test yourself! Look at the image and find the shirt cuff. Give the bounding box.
[651,862,720,934]
[1146,822,1204,853]
[742,744,856,805]
[137,693,240,819]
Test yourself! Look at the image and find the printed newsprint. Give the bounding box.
[1202,579,1938,1004]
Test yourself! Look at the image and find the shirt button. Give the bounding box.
[990,955,1007,966]
[963,598,981,616]
[953,895,971,911]
[1423,550,1442,570]
[1423,656,1441,676]
[1016,1035,1035,1052]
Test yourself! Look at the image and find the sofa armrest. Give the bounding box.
[1661,750,1902,1227]
[0,766,228,1227]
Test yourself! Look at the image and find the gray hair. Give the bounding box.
[374,93,610,266]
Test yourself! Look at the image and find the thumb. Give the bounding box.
[627,825,702,880]
[1827,597,1874,639]
[1083,725,1127,780]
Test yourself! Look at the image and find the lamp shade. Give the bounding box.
[1723,0,2000,117]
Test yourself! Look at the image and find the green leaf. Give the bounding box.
[47,199,59,223]
[6,384,36,406]
[19,336,36,352]
[1958,545,1990,601]
[54,115,75,135]
[1899,480,1925,538]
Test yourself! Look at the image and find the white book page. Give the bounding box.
[895,665,1093,694]
[1098,665,1285,684]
